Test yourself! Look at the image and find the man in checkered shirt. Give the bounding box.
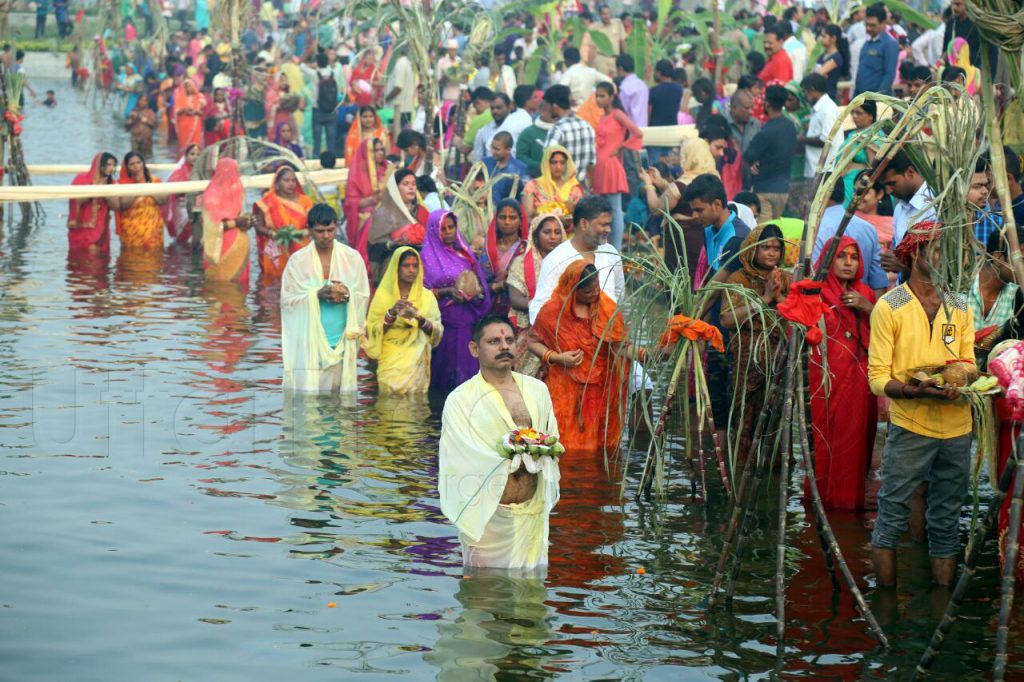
[542,84,595,186]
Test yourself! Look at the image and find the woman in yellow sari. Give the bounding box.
[343,105,390,165]
[253,165,314,280]
[363,246,443,395]
[116,151,167,250]
[521,145,584,224]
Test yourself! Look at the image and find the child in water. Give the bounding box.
[42,90,57,108]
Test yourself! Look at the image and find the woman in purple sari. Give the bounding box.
[421,209,492,393]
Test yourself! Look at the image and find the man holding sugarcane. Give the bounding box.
[867,221,975,587]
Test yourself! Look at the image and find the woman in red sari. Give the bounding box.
[162,143,200,244]
[342,137,388,261]
[200,158,252,287]
[68,152,121,258]
[253,165,313,280]
[529,261,640,455]
[173,78,205,150]
[808,236,877,510]
[484,198,529,317]
[348,49,379,108]
[343,105,389,165]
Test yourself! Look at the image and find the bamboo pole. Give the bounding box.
[915,453,1017,676]
[796,368,889,647]
[994,445,1024,681]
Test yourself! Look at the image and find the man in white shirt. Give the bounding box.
[513,27,540,60]
[880,150,936,275]
[781,22,808,82]
[385,53,417,127]
[800,73,842,176]
[559,45,611,108]
[529,195,625,324]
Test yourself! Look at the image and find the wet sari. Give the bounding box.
[116,167,165,250]
[162,144,199,243]
[200,158,250,286]
[253,167,314,279]
[342,137,386,260]
[531,260,629,455]
[363,247,444,394]
[67,154,113,257]
[421,210,492,393]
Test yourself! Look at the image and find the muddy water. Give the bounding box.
[1,72,1021,681]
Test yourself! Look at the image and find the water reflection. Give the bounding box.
[428,571,558,680]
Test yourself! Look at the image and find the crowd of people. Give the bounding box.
[59,1,1024,578]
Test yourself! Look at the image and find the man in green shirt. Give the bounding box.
[459,87,494,155]
[515,98,553,178]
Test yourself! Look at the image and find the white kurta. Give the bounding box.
[439,372,561,570]
[281,241,370,392]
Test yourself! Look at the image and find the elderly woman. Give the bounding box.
[366,168,430,281]
[253,165,313,279]
[507,212,565,377]
[421,209,491,393]
[719,224,792,469]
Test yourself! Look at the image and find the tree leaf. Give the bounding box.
[588,29,615,56]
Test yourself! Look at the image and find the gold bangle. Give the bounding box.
[543,349,554,365]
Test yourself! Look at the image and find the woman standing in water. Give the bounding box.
[253,165,313,280]
[421,210,491,393]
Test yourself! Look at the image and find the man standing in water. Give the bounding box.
[439,315,560,571]
[867,221,974,587]
[280,204,370,393]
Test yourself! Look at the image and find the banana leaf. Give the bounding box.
[883,0,940,30]
[588,29,615,56]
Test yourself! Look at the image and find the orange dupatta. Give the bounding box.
[531,261,629,453]
[343,109,389,164]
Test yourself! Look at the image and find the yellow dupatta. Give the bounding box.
[535,144,580,204]
[363,246,443,394]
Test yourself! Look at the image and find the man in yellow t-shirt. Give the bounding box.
[867,221,975,588]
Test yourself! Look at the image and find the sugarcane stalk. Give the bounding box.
[706,336,790,611]
[915,453,1017,676]
[980,48,1024,288]
[994,445,1024,680]
[637,340,691,500]
[796,369,889,646]
[773,329,804,660]
[700,383,732,503]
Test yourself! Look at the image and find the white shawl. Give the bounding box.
[281,240,370,392]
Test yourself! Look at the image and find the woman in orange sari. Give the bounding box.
[529,261,642,454]
[200,158,252,287]
[253,165,313,280]
[173,78,205,150]
[342,137,388,261]
[343,105,389,165]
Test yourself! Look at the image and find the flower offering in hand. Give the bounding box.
[495,428,564,473]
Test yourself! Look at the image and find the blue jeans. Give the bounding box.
[311,108,339,158]
[871,424,972,558]
[603,192,624,251]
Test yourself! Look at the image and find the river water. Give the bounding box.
[1,72,1021,681]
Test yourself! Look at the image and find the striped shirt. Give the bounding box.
[543,113,595,184]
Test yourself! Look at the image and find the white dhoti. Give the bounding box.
[439,372,561,571]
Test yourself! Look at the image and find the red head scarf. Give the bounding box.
[200,158,245,223]
[815,236,876,352]
[486,198,529,278]
[894,220,942,267]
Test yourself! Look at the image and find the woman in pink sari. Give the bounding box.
[200,158,252,287]
[342,137,388,261]
[162,143,201,244]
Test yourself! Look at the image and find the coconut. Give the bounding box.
[943,361,979,388]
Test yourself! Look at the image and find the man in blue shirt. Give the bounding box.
[483,132,530,205]
[811,180,889,294]
[854,3,899,96]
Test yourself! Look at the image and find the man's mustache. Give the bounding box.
[496,352,514,360]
